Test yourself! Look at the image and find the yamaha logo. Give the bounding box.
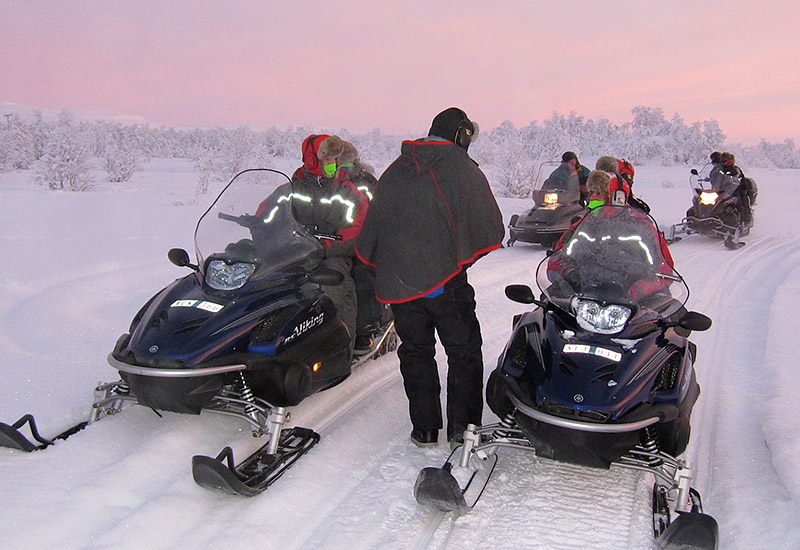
[573,394,584,403]
[149,345,159,353]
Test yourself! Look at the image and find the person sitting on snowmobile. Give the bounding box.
[595,155,650,213]
[337,141,385,354]
[550,151,589,202]
[548,170,675,305]
[714,152,754,224]
[338,141,378,200]
[255,134,368,344]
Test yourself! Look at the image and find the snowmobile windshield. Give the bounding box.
[533,163,581,205]
[709,165,741,195]
[693,163,714,187]
[194,169,325,281]
[536,205,689,324]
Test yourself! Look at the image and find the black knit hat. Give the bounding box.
[562,151,578,163]
[429,107,472,143]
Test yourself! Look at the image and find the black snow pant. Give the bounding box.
[391,270,484,441]
[352,258,385,336]
[736,187,753,224]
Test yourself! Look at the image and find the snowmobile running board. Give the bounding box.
[192,426,320,497]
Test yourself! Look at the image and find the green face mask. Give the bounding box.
[322,162,337,177]
[587,199,605,210]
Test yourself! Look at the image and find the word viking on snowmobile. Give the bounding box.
[415,205,718,550]
[665,163,756,249]
[1,168,397,497]
[507,161,587,247]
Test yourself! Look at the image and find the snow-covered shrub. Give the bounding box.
[36,111,95,191]
[103,137,143,182]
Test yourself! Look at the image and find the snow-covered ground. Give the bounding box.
[1,159,798,549]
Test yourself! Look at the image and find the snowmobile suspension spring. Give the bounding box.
[639,426,664,466]
[494,411,517,438]
[238,373,258,416]
[642,426,660,455]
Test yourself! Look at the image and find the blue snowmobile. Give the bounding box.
[415,205,718,549]
[1,168,396,497]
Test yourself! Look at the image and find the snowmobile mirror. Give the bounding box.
[678,311,712,332]
[168,248,198,271]
[505,284,542,306]
[307,266,344,286]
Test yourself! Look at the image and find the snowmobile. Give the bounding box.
[1,168,397,496]
[507,161,587,247]
[415,205,719,549]
[665,163,755,249]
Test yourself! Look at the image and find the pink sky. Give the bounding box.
[2,0,798,145]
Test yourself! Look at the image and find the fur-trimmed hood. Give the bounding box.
[595,155,619,173]
[301,134,344,177]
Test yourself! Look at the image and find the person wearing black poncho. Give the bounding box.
[356,107,504,448]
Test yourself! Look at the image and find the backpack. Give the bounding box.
[617,159,635,188]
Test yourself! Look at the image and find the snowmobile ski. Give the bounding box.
[657,511,719,550]
[413,426,499,512]
[0,381,135,452]
[192,426,320,497]
[0,414,88,452]
[191,322,396,497]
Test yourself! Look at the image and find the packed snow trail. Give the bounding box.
[3,166,800,550]
[668,233,800,547]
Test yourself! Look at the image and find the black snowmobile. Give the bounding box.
[665,163,756,249]
[507,161,586,247]
[1,168,397,496]
[415,206,718,549]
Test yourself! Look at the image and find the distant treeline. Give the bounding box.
[1,106,797,196]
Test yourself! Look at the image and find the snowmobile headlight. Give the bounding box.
[699,191,719,205]
[571,297,631,334]
[544,192,559,205]
[206,260,257,290]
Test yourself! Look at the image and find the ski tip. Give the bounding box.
[723,238,746,250]
[0,423,39,452]
[657,512,719,550]
[413,466,467,513]
[191,454,261,497]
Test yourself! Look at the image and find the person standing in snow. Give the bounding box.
[356,107,505,448]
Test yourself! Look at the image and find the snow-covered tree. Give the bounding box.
[36,111,95,191]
